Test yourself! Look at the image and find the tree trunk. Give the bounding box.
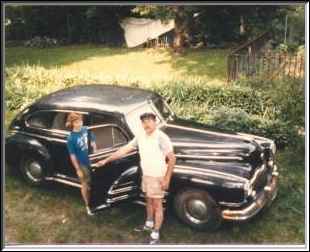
[173,6,186,54]
[66,14,72,43]
[240,15,245,35]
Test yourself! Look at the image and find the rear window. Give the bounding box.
[26,111,56,129]
[90,125,128,153]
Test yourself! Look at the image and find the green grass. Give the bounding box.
[5,146,305,245]
[5,45,228,87]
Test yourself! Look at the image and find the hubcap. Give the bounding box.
[25,160,43,182]
[185,199,208,224]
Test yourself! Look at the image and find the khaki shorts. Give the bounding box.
[142,176,165,199]
[79,165,91,186]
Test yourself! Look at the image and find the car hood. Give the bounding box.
[161,118,269,181]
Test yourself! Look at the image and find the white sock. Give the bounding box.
[145,220,154,228]
[151,230,160,240]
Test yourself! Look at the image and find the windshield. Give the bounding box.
[125,98,175,136]
[153,98,175,121]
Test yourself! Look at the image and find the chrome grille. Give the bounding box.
[252,166,271,192]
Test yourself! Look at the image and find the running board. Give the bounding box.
[133,200,146,206]
[45,176,81,188]
[92,203,111,212]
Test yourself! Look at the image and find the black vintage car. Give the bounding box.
[5,84,278,230]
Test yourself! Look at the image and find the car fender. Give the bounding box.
[6,133,52,171]
[169,171,245,205]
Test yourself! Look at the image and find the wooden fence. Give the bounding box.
[227,52,305,82]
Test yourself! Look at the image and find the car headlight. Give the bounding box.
[267,159,274,167]
[260,152,265,160]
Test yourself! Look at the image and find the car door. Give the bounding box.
[88,124,141,209]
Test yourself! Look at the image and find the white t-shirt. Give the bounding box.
[128,129,173,177]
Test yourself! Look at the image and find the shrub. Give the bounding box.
[151,82,273,117]
[236,77,305,127]
[173,105,298,148]
[5,66,304,148]
[24,36,59,48]
[5,66,103,111]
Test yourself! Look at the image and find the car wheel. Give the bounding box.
[174,188,222,231]
[20,154,47,186]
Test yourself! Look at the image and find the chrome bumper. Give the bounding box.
[221,165,279,221]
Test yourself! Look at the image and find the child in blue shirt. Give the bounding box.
[66,112,96,215]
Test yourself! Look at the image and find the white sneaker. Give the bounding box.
[149,230,160,245]
[134,221,154,232]
[86,206,94,216]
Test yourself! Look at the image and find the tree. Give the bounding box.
[5,5,133,44]
[132,5,293,52]
[132,5,199,53]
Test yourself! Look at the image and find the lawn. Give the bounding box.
[5,45,228,87]
[4,45,305,246]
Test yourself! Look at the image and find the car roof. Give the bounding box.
[34,84,160,114]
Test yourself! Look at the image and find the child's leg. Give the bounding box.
[81,182,90,206]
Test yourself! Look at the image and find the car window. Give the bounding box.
[113,127,127,146]
[90,125,127,153]
[91,126,113,151]
[91,114,116,126]
[26,111,56,129]
[51,112,68,131]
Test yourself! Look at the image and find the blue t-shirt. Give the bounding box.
[67,126,95,167]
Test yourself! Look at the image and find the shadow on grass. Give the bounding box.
[5,45,229,83]
[5,45,140,69]
[153,48,229,82]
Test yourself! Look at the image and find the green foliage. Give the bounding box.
[236,78,305,126]
[24,36,59,48]
[5,6,132,44]
[5,66,104,111]
[152,82,273,117]
[151,79,304,148]
[6,5,302,47]
[132,5,177,20]
[5,63,303,149]
[207,107,299,148]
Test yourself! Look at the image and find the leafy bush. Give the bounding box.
[5,66,304,148]
[5,66,104,111]
[24,36,59,48]
[169,104,298,148]
[277,43,289,53]
[236,77,305,126]
[152,82,273,117]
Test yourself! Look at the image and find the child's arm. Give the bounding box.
[91,141,97,153]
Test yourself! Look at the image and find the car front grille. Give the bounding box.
[252,165,272,193]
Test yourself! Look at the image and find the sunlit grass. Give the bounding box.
[5,45,228,87]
